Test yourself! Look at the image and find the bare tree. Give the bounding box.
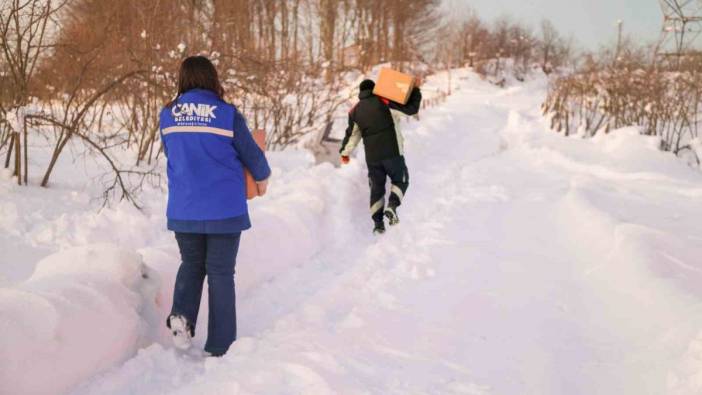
[538,19,560,74]
[543,42,702,161]
[0,0,67,184]
[6,0,581,208]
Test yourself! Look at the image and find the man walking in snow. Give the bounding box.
[340,79,422,234]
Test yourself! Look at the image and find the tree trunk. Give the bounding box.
[4,133,14,169]
[320,0,337,81]
[41,131,71,187]
[14,132,21,185]
[23,117,28,184]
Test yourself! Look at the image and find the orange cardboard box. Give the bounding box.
[373,68,416,104]
[245,129,266,200]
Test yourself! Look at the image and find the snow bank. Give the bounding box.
[4,68,702,394]
[0,244,160,395]
[0,134,372,394]
[670,331,702,395]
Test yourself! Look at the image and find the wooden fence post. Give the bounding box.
[14,132,21,185]
[23,117,28,184]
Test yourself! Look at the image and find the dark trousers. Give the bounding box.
[171,232,241,355]
[367,155,409,223]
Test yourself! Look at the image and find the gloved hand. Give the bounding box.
[341,155,350,165]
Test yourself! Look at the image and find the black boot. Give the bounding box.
[384,206,399,226]
[373,221,386,235]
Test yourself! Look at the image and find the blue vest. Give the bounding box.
[159,89,270,233]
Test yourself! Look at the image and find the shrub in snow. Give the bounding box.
[542,54,702,163]
[0,244,160,395]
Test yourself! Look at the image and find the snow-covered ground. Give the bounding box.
[3,69,702,395]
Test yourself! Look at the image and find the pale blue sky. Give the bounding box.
[445,0,662,50]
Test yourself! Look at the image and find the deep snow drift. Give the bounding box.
[2,69,702,395]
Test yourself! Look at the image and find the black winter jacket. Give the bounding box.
[339,87,422,163]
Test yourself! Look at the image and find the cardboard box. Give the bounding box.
[245,129,266,200]
[373,68,416,105]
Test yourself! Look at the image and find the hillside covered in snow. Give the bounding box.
[2,70,702,395]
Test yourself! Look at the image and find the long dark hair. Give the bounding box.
[168,56,224,107]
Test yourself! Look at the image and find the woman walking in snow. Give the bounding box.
[159,56,271,356]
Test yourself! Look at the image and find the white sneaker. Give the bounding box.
[168,315,193,350]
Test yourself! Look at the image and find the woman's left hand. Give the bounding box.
[256,179,269,196]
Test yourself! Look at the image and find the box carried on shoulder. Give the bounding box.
[245,129,266,200]
[373,68,416,105]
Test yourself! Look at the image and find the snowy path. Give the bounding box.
[5,71,702,395]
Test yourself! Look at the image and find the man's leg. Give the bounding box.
[170,233,207,333]
[384,156,409,224]
[385,156,409,208]
[203,232,241,356]
[368,162,387,229]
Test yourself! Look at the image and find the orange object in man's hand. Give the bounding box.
[341,155,350,165]
[373,68,416,105]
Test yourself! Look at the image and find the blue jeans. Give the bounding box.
[171,232,241,355]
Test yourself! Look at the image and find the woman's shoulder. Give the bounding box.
[160,97,178,113]
[220,101,244,118]
[159,104,173,119]
[218,98,237,110]
[220,100,237,110]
